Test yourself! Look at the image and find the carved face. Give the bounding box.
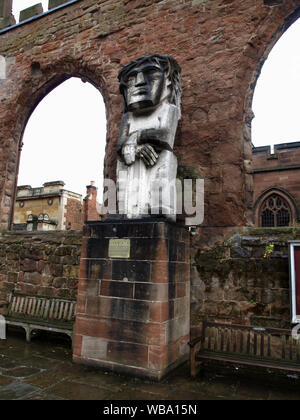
[123,63,165,112]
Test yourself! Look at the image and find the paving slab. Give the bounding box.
[1,329,300,400]
[0,382,40,400]
[46,380,112,400]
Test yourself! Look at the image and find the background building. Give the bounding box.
[253,142,300,227]
[13,181,83,231]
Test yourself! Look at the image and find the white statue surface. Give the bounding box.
[117,54,181,220]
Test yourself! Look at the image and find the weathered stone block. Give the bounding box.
[21,258,37,272]
[88,260,111,280]
[107,341,149,368]
[23,272,42,285]
[149,301,174,323]
[86,296,150,322]
[100,280,134,299]
[19,3,43,22]
[0,0,13,18]
[82,336,107,360]
[50,264,63,277]
[0,15,15,30]
[7,272,18,283]
[134,283,169,301]
[52,277,65,288]
[48,0,67,10]
[112,260,151,283]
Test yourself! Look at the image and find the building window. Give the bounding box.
[260,194,291,227]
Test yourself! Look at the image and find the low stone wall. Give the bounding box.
[191,227,299,337]
[0,231,82,312]
[0,226,297,343]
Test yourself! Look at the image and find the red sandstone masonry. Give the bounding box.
[0,0,299,242]
[73,221,190,379]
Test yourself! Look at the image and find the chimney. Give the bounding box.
[86,180,97,198]
[83,181,101,223]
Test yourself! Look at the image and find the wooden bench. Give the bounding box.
[4,292,76,345]
[189,320,300,377]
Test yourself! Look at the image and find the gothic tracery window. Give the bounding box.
[260,194,291,227]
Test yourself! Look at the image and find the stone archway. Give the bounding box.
[0,58,109,231]
[243,5,300,221]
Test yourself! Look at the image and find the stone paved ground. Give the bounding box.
[1,328,300,401]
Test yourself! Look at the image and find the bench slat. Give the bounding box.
[58,301,64,320]
[67,302,73,321]
[38,299,44,318]
[23,297,29,315]
[31,298,37,316]
[190,320,300,377]
[260,334,264,358]
[5,292,76,346]
[43,300,50,319]
[54,300,60,320]
[10,296,16,314]
[15,296,21,313]
[35,299,41,317]
[6,294,76,322]
[64,302,70,320]
[49,300,55,319]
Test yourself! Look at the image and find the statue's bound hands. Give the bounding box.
[136,144,159,167]
[122,143,136,166]
[122,132,139,166]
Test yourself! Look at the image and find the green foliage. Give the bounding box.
[264,242,274,259]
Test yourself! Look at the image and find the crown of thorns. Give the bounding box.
[118,54,181,108]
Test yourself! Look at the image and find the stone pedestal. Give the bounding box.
[73,220,190,380]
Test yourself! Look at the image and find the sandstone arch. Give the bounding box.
[0,0,299,241]
[0,57,109,229]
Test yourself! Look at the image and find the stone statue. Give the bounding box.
[117,54,181,219]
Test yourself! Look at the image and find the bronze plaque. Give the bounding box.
[108,239,131,259]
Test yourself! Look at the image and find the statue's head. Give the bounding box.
[118,54,181,113]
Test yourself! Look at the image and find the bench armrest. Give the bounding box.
[188,337,203,348]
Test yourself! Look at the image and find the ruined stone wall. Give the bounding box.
[0,0,299,244]
[190,227,299,337]
[0,231,82,309]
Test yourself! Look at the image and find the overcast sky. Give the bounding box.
[11,2,300,197]
[252,18,300,149]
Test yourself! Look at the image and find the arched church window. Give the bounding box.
[260,194,291,227]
